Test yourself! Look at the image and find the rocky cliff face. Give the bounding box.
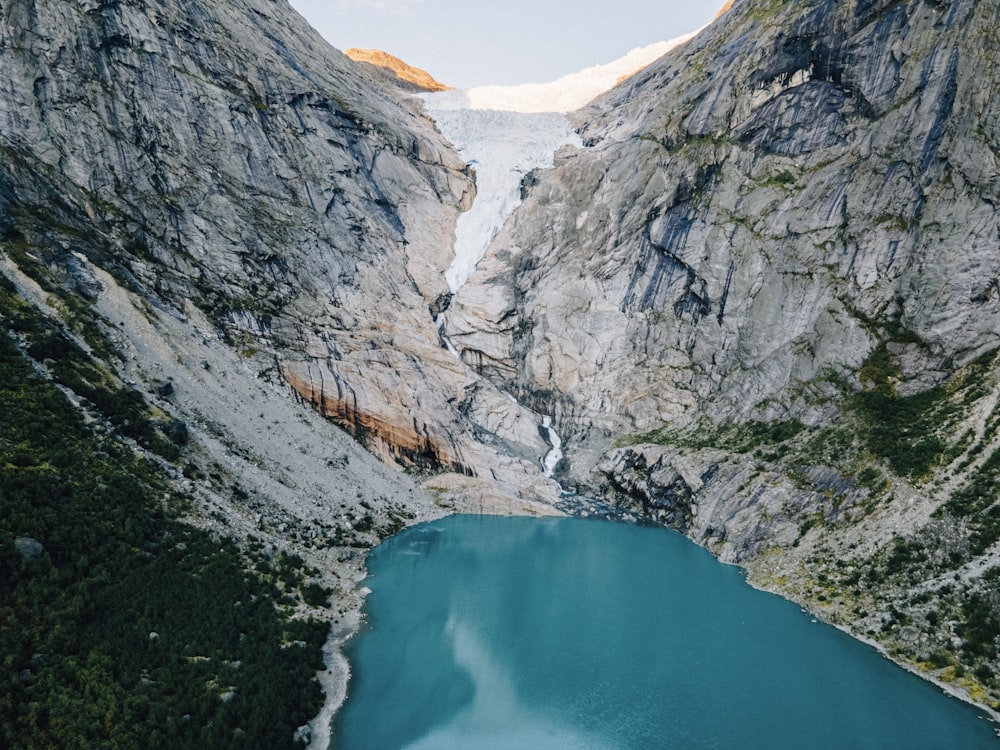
[445,0,1000,710]
[1,0,458,456]
[453,0,999,453]
[0,0,563,503]
[345,48,452,92]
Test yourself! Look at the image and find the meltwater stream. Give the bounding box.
[335,516,999,749]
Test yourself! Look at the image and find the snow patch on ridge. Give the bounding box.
[426,35,698,114]
[423,106,580,292]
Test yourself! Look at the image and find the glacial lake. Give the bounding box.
[333,515,999,749]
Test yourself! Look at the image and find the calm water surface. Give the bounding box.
[334,515,999,749]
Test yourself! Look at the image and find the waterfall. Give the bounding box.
[436,314,461,358]
[540,415,563,478]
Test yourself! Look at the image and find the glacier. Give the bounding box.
[422,35,695,294]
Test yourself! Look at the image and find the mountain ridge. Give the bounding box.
[344,47,452,92]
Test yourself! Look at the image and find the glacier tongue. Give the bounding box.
[421,104,580,292]
[421,33,699,294]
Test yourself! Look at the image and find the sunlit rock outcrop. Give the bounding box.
[345,48,452,92]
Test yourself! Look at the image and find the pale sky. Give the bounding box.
[288,1,724,89]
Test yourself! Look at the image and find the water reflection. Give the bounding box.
[405,620,616,750]
[336,516,999,749]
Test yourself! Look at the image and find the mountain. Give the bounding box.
[1,0,999,743]
[445,0,1000,713]
[344,48,452,92]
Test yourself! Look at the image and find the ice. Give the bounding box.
[422,33,698,294]
[423,106,580,292]
[425,36,699,115]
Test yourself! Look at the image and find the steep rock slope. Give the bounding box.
[457,0,999,448]
[449,0,1000,711]
[0,0,560,500]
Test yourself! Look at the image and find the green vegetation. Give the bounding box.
[839,317,996,482]
[643,130,731,157]
[857,531,1000,704]
[760,170,797,188]
[629,417,805,456]
[0,272,326,748]
[0,272,184,462]
[2,239,121,362]
[938,447,1000,553]
[630,331,997,501]
[873,213,915,233]
[377,503,417,541]
[851,377,951,481]
[958,593,1000,662]
[744,0,794,22]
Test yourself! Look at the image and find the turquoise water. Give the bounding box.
[334,515,999,749]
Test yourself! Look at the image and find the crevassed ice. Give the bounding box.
[422,106,579,292]
[421,34,697,294]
